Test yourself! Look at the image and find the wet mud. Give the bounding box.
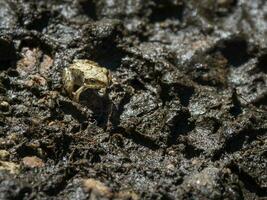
[0,0,266,199]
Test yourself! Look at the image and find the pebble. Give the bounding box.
[0,150,10,160]
[115,190,139,200]
[0,161,20,174]
[0,101,10,112]
[83,178,112,198]
[22,156,45,168]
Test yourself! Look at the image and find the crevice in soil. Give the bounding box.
[78,0,97,20]
[44,167,77,196]
[114,127,160,150]
[229,89,242,117]
[177,85,195,107]
[212,128,266,160]
[91,43,125,70]
[183,144,204,159]
[224,128,266,154]
[0,38,17,71]
[257,53,267,73]
[149,1,184,22]
[254,94,267,107]
[229,163,267,197]
[212,38,250,67]
[160,83,195,107]
[26,11,50,32]
[110,92,132,129]
[58,99,89,123]
[167,111,194,146]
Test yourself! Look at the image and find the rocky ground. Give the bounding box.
[0,0,266,199]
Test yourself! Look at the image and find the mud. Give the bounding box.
[0,0,266,199]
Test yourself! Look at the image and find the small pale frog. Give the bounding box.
[63,59,111,101]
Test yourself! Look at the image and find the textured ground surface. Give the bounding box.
[0,0,266,199]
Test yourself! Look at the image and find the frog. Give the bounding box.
[63,59,111,102]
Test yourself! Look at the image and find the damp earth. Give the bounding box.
[0,0,266,199]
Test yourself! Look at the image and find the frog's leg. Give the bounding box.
[63,68,74,97]
[98,87,107,96]
[73,86,86,102]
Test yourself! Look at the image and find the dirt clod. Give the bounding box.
[0,161,20,174]
[22,156,45,168]
[83,178,113,198]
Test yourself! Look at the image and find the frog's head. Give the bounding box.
[84,78,109,90]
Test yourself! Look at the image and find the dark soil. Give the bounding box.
[0,0,266,199]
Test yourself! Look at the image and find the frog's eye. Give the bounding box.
[89,80,96,84]
[86,79,99,85]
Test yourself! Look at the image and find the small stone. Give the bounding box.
[40,55,53,76]
[115,190,139,200]
[0,150,10,160]
[24,75,47,88]
[0,101,10,112]
[16,48,40,76]
[83,178,112,198]
[0,161,20,174]
[7,132,20,143]
[166,163,175,170]
[22,156,45,168]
